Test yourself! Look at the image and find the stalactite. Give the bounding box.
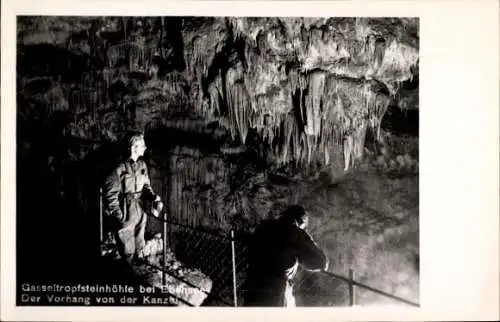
[376,39,419,92]
[304,71,325,137]
[70,89,81,116]
[102,68,114,92]
[192,36,204,66]
[238,85,250,144]
[289,68,300,94]
[372,37,386,73]
[279,114,295,164]
[139,42,146,71]
[185,172,190,225]
[175,158,182,222]
[269,119,277,146]
[106,43,120,68]
[343,133,354,171]
[303,134,312,164]
[127,42,146,71]
[324,142,330,165]
[299,134,307,164]
[189,195,194,227]
[351,119,366,161]
[227,82,250,144]
[128,43,136,70]
[290,123,300,164]
[184,49,192,76]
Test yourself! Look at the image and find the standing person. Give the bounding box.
[243,205,329,307]
[103,131,163,265]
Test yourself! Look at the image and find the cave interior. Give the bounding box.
[16,16,419,306]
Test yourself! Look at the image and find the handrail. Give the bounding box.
[144,213,421,307]
[149,213,232,240]
[321,270,419,307]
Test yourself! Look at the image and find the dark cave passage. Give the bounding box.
[381,105,419,137]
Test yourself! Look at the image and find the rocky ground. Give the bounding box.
[102,234,213,306]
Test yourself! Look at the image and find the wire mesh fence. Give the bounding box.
[151,219,252,307]
[160,220,419,307]
[99,191,418,307]
[164,221,236,306]
[156,219,351,307]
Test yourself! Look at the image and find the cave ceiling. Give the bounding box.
[17,16,419,169]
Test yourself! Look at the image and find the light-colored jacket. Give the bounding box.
[104,158,156,228]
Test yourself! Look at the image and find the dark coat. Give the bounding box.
[243,217,328,306]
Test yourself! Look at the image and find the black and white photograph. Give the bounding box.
[14,15,422,308]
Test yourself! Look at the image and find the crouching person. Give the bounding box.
[243,205,329,307]
[103,132,163,265]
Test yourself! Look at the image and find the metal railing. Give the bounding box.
[322,270,419,307]
[99,189,419,307]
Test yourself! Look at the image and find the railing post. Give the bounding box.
[348,269,355,306]
[163,210,168,287]
[99,188,103,246]
[231,229,238,307]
